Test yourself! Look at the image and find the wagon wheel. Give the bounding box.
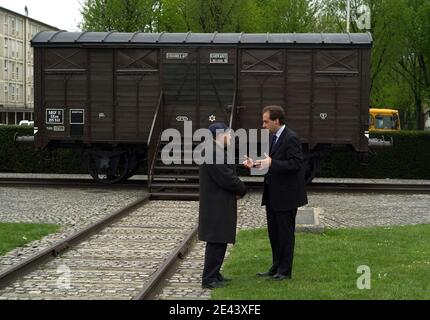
[88,153,130,184]
[123,155,140,180]
[124,167,139,180]
[304,157,319,185]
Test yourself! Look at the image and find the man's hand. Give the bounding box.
[255,153,272,171]
[242,155,256,169]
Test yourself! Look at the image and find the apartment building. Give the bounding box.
[0,6,58,125]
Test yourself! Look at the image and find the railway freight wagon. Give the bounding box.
[30,31,372,199]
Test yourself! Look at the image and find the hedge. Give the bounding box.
[321,131,430,179]
[1,126,429,179]
[0,126,85,174]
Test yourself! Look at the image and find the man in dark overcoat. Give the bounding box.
[199,122,247,289]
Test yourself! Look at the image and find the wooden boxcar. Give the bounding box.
[30,31,372,195]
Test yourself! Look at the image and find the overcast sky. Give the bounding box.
[0,0,83,31]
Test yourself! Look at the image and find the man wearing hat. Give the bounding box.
[199,122,247,289]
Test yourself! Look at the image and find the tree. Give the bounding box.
[156,0,193,32]
[80,0,160,32]
[320,0,430,129]
[257,0,322,32]
[393,0,430,129]
[158,0,262,33]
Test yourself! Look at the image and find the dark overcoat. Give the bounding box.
[198,142,247,244]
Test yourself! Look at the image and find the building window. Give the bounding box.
[11,18,15,34]
[17,42,22,59]
[16,20,22,37]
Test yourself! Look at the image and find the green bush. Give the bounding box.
[0,126,85,174]
[1,126,429,179]
[321,131,430,179]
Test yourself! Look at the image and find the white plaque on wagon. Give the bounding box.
[166,53,188,60]
[210,53,228,64]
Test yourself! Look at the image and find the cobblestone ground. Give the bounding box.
[155,190,430,300]
[0,200,198,300]
[309,192,430,229]
[155,196,267,300]
[0,187,145,272]
[1,185,430,300]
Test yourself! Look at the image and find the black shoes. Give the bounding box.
[217,274,232,282]
[202,281,225,289]
[256,271,276,277]
[256,270,292,281]
[272,273,292,281]
[203,272,291,288]
[202,274,232,289]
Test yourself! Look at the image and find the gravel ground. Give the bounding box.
[0,187,146,271]
[308,192,430,229]
[0,200,198,300]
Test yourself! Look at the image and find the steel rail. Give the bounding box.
[245,181,430,194]
[0,194,151,290]
[133,224,199,300]
[0,177,147,189]
[1,177,430,194]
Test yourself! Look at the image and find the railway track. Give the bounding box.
[0,177,147,189]
[0,195,199,300]
[1,176,429,195]
[306,182,430,194]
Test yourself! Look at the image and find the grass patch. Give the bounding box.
[212,225,430,300]
[0,223,60,256]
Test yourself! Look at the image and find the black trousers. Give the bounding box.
[266,201,298,277]
[202,242,227,285]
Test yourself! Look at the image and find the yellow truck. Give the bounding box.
[369,108,401,131]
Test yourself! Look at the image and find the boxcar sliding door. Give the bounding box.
[43,48,87,141]
[115,48,160,141]
[162,48,236,133]
[237,49,285,130]
[198,48,236,129]
[313,49,361,147]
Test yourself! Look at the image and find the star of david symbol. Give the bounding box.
[209,115,216,122]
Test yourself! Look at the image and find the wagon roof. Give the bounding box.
[31,31,373,46]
